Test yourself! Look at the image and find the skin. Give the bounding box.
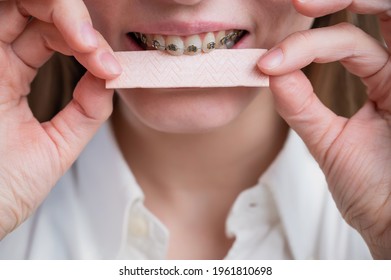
[86,0,313,259]
[0,0,390,259]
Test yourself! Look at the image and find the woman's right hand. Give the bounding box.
[0,0,122,239]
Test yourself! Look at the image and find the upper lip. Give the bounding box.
[128,20,248,36]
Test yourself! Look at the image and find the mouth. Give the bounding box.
[127,29,248,56]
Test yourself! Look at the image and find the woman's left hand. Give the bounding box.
[258,0,391,259]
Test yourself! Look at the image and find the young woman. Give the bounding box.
[0,0,390,259]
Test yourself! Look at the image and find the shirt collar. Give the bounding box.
[76,122,327,259]
[75,120,144,258]
[262,130,328,260]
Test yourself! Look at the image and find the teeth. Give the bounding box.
[166,36,184,56]
[184,35,202,55]
[151,35,165,51]
[225,31,237,49]
[133,29,245,56]
[140,33,148,47]
[215,31,228,49]
[145,34,154,46]
[202,32,216,53]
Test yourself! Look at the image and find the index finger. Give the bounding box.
[17,0,99,53]
[292,0,391,54]
[292,0,391,17]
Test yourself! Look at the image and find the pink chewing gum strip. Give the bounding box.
[106,49,269,89]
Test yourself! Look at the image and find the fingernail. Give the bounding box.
[100,52,122,75]
[81,22,99,49]
[258,48,284,70]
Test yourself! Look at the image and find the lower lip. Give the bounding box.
[125,34,144,51]
[233,32,251,49]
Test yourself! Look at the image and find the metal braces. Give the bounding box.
[140,30,244,53]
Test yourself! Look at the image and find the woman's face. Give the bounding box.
[84,0,314,133]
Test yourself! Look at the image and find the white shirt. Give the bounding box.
[0,122,371,259]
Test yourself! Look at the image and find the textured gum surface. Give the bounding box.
[106,49,269,89]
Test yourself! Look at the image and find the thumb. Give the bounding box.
[269,70,346,163]
[43,72,114,171]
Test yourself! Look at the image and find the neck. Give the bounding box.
[111,89,288,259]
[112,89,287,198]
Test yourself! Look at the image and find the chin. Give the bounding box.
[117,87,260,134]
